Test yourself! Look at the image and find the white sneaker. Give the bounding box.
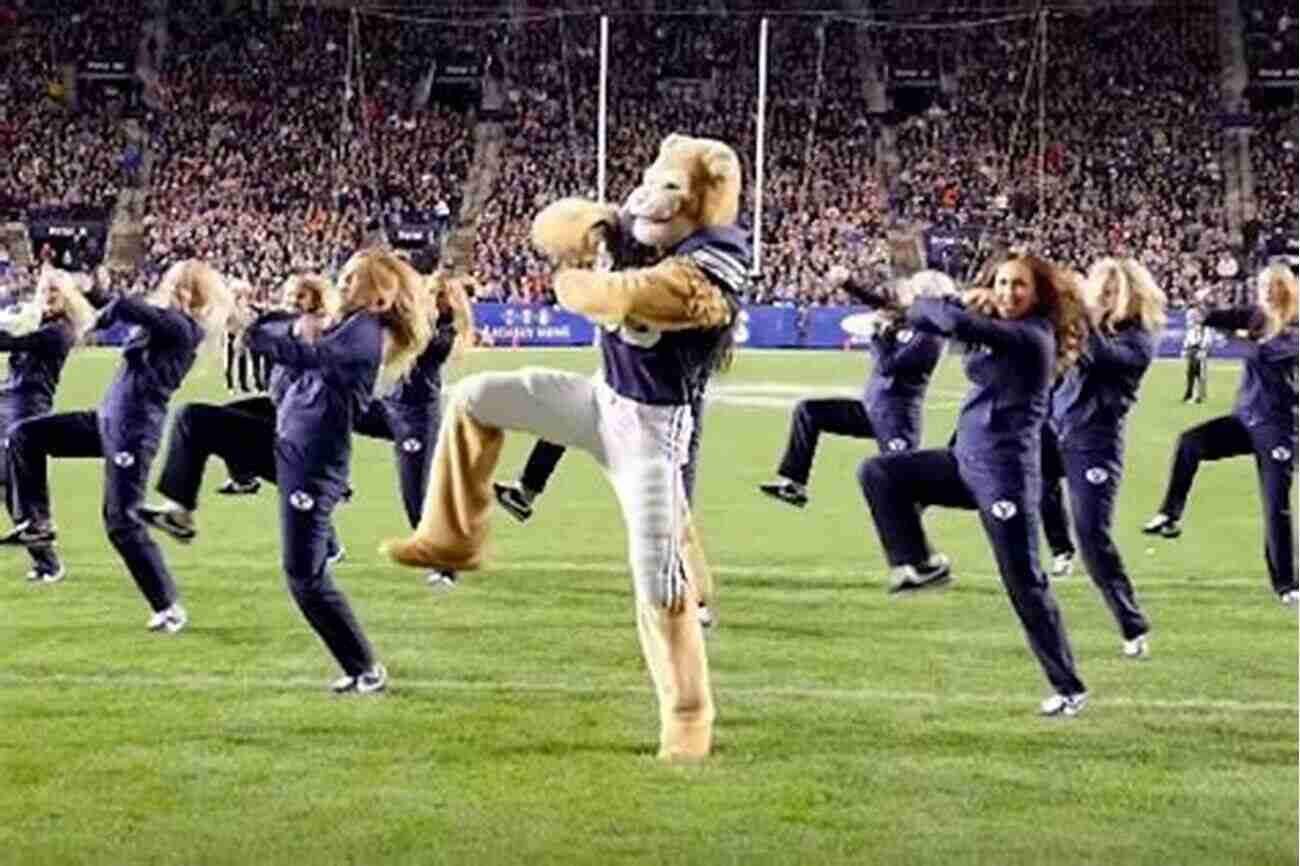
[426,570,457,592]
[146,603,188,634]
[887,553,952,594]
[1050,552,1074,578]
[1122,634,1150,659]
[697,602,715,630]
[25,564,65,584]
[1039,691,1088,717]
[331,663,388,695]
[1280,590,1299,608]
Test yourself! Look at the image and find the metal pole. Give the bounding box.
[597,15,608,203]
[1036,11,1046,240]
[753,17,768,276]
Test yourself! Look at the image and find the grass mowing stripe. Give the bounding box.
[0,672,1292,714]
[16,556,1286,590]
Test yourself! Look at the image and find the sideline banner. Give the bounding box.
[464,304,1251,357]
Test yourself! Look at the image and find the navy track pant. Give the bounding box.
[1158,414,1296,594]
[857,447,1086,696]
[275,440,375,677]
[354,399,438,529]
[1050,446,1149,640]
[1039,424,1076,559]
[8,410,178,611]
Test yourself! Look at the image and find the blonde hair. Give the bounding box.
[282,273,336,317]
[338,249,433,395]
[1257,262,1298,342]
[37,267,97,342]
[154,259,235,362]
[1085,257,1167,335]
[428,272,475,362]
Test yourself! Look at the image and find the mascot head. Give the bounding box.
[625,133,741,250]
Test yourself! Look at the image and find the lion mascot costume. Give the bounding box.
[384,133,750,762]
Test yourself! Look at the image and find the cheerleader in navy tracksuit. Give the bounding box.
[1144,263,1299,605]
[353,273,472,561]
[0,269,96,582]
[242,248,431,693]
[0,261,233,632]
[1048,258,1165,657]
[857,255,1091,715]
[760,268,944,508]
[136,275,341,567]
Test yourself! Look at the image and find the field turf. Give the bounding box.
[1,346,1295,865]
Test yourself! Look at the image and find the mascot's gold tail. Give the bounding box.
[380,403,504,571]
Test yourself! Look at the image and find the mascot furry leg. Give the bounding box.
[384,367,715,761]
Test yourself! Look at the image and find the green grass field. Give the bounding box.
[1,347,1295,866]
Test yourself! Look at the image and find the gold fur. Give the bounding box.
[530,198,620,267]
[554,257,731,330]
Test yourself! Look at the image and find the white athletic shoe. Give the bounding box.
[1050,552,1074,578]
[426,571,457,592]
[1122,634,1150,660]
[1039,691,1088,717]
[887,553,952,594]
[1280,590,1299,608]
[146,604,188,634]
[331,663,388,695]
[697,602,715,630]
[25,564,65,584]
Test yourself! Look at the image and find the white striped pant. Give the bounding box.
[456,367,694,609]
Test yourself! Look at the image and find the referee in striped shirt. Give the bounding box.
[1182,307,1212,403]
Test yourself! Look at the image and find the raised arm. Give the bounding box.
[97,297,192,345]
[1083,328,1155,374]
[246,312,378,382]
[0,323,71,355]
[872,327,941,377]
[1201,306,1256,334]
[423,313,456,367]
[554,257,733,331]
[907,296,1043,354]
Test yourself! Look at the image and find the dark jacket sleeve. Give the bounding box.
[424,314,456,368]
[97,298,192,344]
[872,328,940,377]
[1084,328,1154,373]
[0,323,70,355]
[907,297,1043,353]
[841,279,893,310]
[1261,330,1300,364]
[246,313,376,386]
[83,286,116,310]
[1202,306,1257,334]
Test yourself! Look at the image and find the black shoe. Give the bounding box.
[1141,514,1182,539]
[135,506,197,544]
[0,521,56,546]
[887,554,953,594]
[217,478,260,496]
[758,480,808,509]
[493,482,534,523]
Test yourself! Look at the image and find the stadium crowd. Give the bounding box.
[0,2,1294,309]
